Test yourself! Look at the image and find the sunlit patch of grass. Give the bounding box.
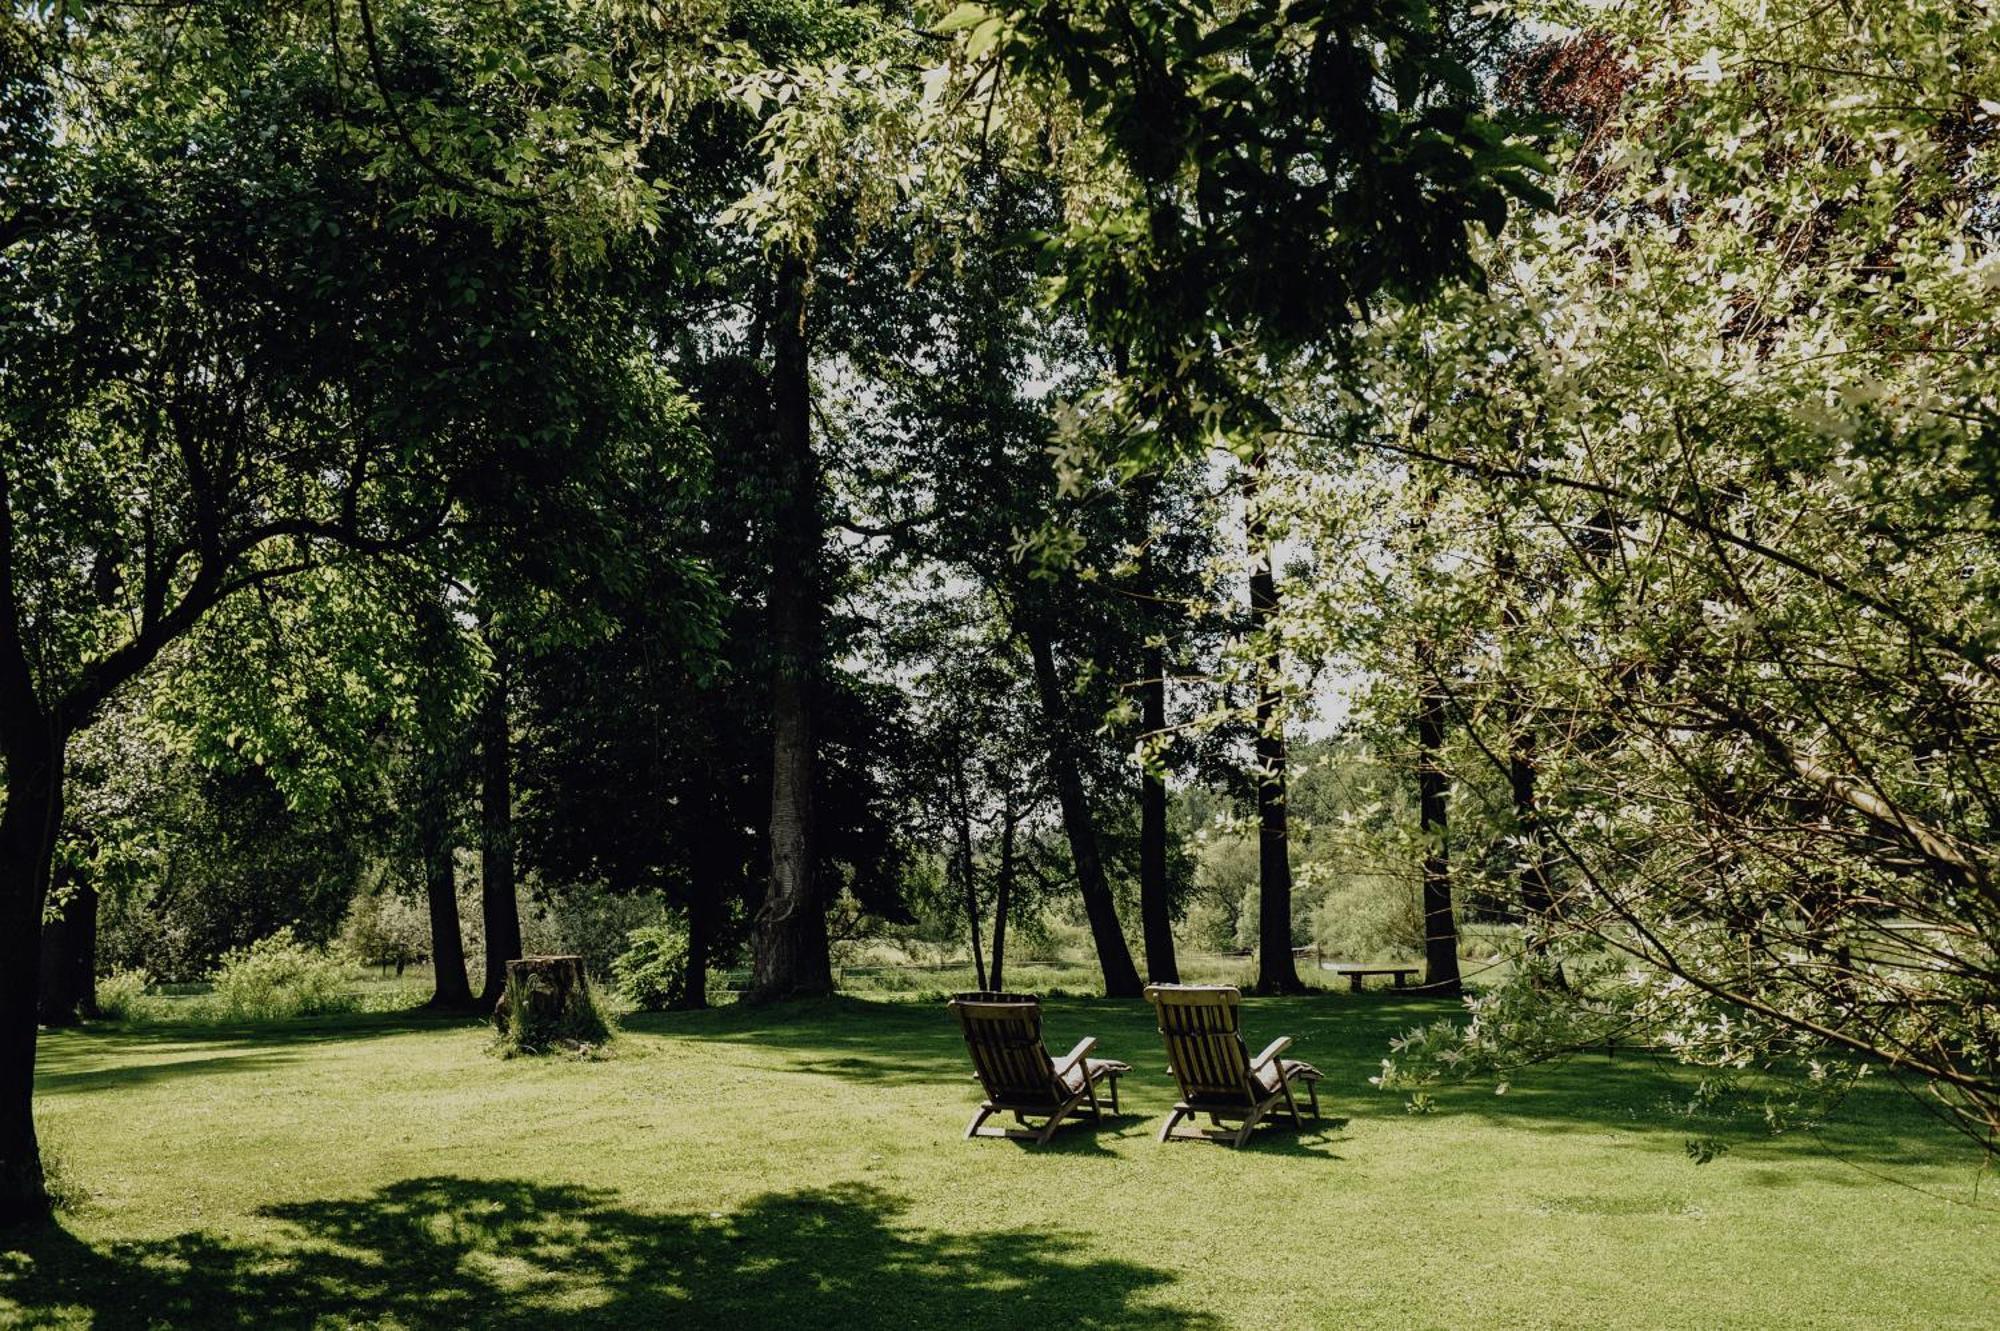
[11,993,1997,1329]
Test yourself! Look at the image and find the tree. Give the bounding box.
[0,0,699,1221]
[1244,449,1304,993]
[748,257,832,1000]
[1352,0,2000,1147]
[475,644,522,1009]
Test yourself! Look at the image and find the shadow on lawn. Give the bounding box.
[641,994,1982,1172]
[0,1176,1215,1330]
[33,1010,484,1097]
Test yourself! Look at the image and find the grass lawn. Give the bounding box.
[5,992,1995,1329]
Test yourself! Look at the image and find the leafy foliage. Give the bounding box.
[611,924,692,1012]
[208,929,359,1023]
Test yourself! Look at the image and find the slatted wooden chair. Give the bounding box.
[948,991,1130,1145]
[1144,983,1323,1147]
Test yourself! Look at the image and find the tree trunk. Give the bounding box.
[1494,536,1562,982]
[951,749,987,991]
[1139,640,1179,983]
[990,805,1016,993]
[1508,732,1557,927]
[36,874,96,1026]
[680,885,712,1012]
[477,657,522,1011]
[1023,614,1144,998]
[1,728,63,1226]
[1417,642,1463,996]
[418,760,473,1010]
[749,255,833,1002]
[1246,455,1303,994]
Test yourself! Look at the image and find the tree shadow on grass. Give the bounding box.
[34,1010,486,1097]
[647,994,1986,1175]
[1,1175,1216,1330]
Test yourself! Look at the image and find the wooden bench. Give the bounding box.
[1321,964,1419,993]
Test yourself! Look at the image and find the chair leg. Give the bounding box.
[965,1106,995,1139]
[1107,1073,1120,1114]
[1157,1107,1186,1143]
[1232,1108,1263,1148]
[1037,1102,1074,1146]
[1082,1076,1102,1119]
[1307,1079,1322,1120]
[1280,1079,1303,1127]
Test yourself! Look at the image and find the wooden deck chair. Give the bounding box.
[948,992,1130,1145]
[1144,984,1323,1147]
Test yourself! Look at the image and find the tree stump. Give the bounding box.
[494,955,609,1052]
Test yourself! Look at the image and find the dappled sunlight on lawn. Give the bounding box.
[15,992,1997,1329]
[2,1176,1212,1330]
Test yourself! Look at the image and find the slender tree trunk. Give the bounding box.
[1139,640,1179,983]
[1,727,63,1226]
[750,256,832,1001]
[477,657,521,1011]
[990,805,1016,993]
[1023,615,1144,998]
[951,749,987,990]
[1494,535,1563,985]
[1416,640,1463,996]
[1128,469,1181,986]
[680,882,712,1011]
[1246,456,1303,994]
[36,874,96,1026]
[417,755,473,1011]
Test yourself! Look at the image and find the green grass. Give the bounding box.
[5,993,1995,1329]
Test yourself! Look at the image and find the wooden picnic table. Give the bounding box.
[1321,963,1419,993]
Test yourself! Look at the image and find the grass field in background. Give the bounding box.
[6,990,1995,1329]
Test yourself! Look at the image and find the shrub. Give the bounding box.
[94,968,155,1023]
[208,927,358,1022]
[339,889,430,976]
[1309,870,1424,962]
[520,890,673,978]
[611,923,690,1011]
[37,1126,89,1215]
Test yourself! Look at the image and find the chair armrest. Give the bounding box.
[1053,1036,1097,1076]
[1249,1036,1293,1071]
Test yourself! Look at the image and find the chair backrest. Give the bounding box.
[1145,984,1256,1106]
[948,992,1063,1107]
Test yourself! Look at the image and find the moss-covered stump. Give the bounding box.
[494,955,613,1055]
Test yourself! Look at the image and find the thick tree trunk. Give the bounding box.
[951,751,987,991]
[750,256,832,1002]
[1246,457,1303,994]
[1417,644,1463,997]
[1139,641,1179,983]
[1,729,63,1226]
[989,806,1015,993]
[1024,616,1143,998]
[477,659,522,1011]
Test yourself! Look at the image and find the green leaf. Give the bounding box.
[936,3,989,33]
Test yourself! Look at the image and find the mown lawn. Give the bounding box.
[4,993,1995,1329]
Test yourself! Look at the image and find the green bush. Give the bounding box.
[208,927,358,1022]
[610,923,690,1011]
[37,1126,88,1215]
[1309,870,1424,963]
[94,968,155,1023]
